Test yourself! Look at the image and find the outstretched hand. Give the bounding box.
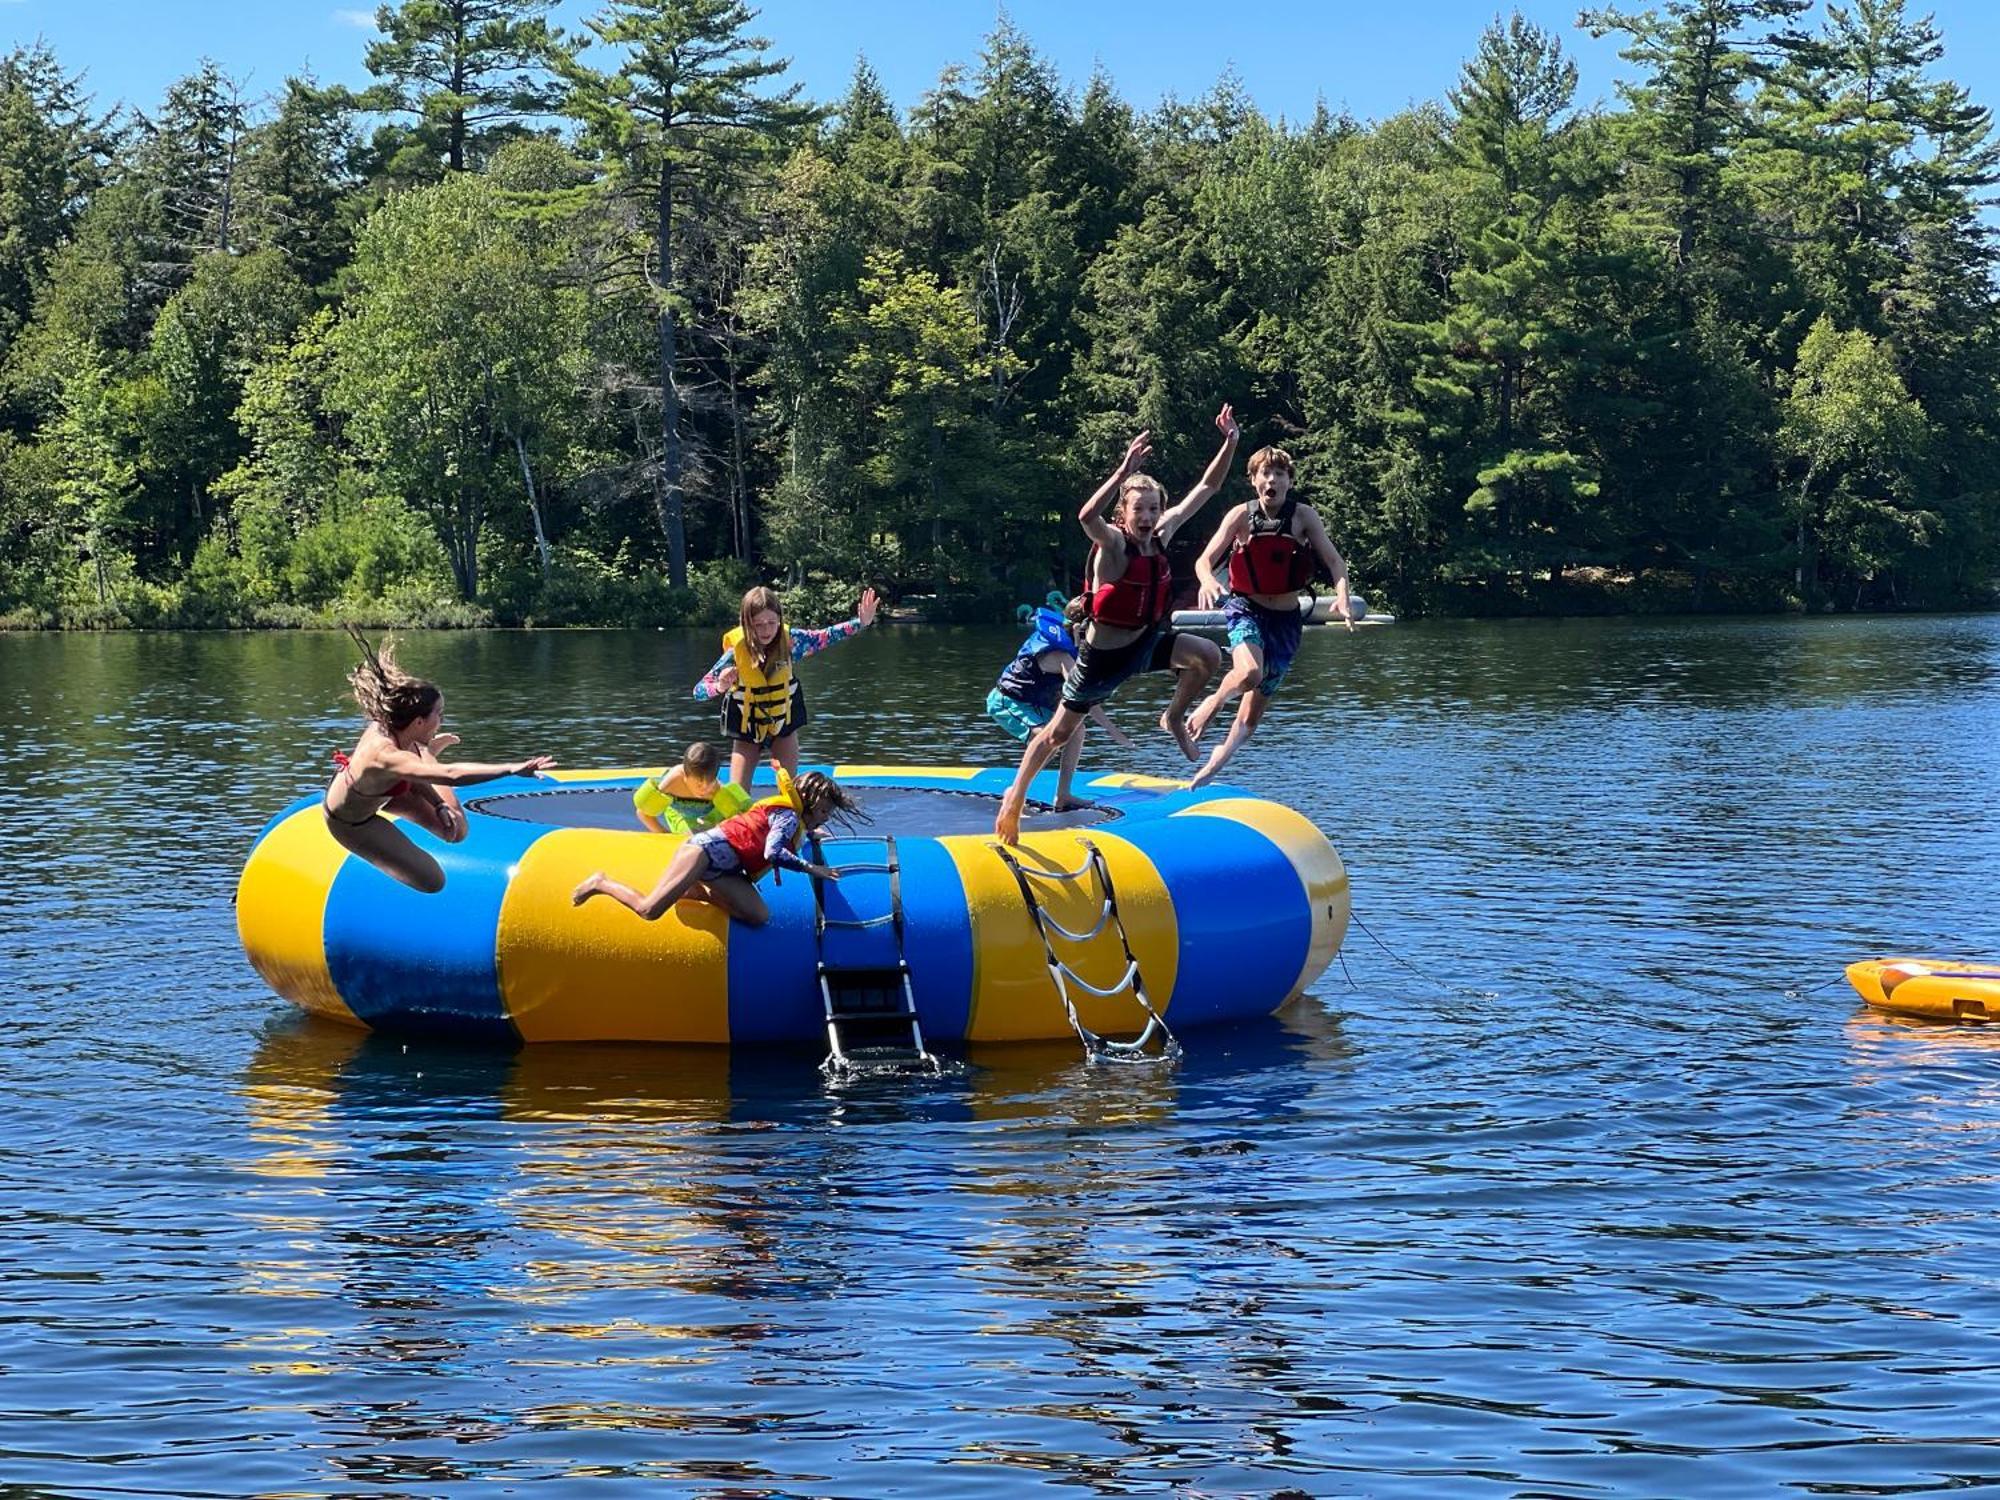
[857,587,880,627]
[1119,430,1153,476]
[1215,403,1238,443]
[426,732,461,755]
[515,755,558,776]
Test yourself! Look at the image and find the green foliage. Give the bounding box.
[327,172,585,598]
[0,44,111,346]
[1780,315,1934,599]
[563,0,821,587]
[5,7,2000,627]
[134,60,254,256]
[363,0,571,177]
[239,77,367,286]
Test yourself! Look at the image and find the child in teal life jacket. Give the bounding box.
[986,596,1132,809]
[633,740,754,834]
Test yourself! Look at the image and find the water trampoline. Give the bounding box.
[237,765,1349,1050]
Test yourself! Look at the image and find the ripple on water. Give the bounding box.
[1,618,1999,1493]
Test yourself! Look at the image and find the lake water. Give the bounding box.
[3,615,1998,1496]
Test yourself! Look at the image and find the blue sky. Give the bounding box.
[6,0,2000,128]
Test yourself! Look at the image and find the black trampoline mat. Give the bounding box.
[467,783,1119,837]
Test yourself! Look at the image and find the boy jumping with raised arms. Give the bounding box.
[993,404,1240,844]
[1185,443,1355,788]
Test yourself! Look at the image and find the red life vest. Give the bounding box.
[1227,497,1315,595]
[718,802,802,880]
[1085,532,1173,630]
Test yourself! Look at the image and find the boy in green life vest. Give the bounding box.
[633,740,754,834]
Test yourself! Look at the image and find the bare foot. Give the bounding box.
[994,793,1024,846]
[1161,710,1199,762]
[571,873,603,906]
[1054,794,1095,812]
[1189,695,1226,741]
[1188,759,1220,790]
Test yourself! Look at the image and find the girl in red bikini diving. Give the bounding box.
[322,629,556,892]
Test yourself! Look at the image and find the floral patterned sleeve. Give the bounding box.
[691,647,735,701]
[788,618,864,660]
[763,808,813,873]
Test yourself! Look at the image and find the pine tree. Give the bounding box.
[563,0,817,587]
[1582,0,1809,277]
[363,0,570,176]
[1403,17,1600,588]
[1746,0,2000,334]
[239,77,365,290]
[134,61,254,256]
[0,45,111,349]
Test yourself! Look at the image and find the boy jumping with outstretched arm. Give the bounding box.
[1185,444,1355,789]
[993,405,1240,845]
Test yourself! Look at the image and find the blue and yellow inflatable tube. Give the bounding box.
[237,766,1349,1045]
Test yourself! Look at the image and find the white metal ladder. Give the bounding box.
[991,837,1179,1063]
[809,835,942,1077]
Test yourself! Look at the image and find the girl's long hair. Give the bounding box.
[738,586,786,674]
[345,625,440,732]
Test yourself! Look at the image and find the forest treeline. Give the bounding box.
[1,0,1996,629]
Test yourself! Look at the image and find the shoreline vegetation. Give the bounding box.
[4,1,2000,633]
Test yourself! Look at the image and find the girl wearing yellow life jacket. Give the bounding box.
[692,585,880,791]
[573,768,868,927]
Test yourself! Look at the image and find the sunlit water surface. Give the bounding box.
[3,616,1998,1496]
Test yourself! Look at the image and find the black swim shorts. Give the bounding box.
[1059,626,1181,711]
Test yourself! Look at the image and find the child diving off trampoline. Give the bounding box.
[1184,444,1355,788]
[573,768,867,928]
[993,404,1240,845]
[987,595,1132,809]
[323,629,556,893]
[693,585,879,791]
[633,740,753,834]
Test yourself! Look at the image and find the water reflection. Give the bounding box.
[232,1009,1353,1449]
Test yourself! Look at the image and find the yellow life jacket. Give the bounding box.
[723,625,794,743]
[755,764,806,819]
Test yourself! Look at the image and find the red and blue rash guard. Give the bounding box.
[716,804,813,880]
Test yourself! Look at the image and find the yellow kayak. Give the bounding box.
[1846,958,2000,1024]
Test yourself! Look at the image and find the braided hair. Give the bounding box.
[345,625,441,732]
[793,771,869,833]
